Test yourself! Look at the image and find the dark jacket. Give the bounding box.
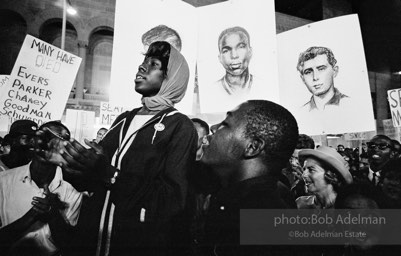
[69,107,197,256]
[199,174,297,256]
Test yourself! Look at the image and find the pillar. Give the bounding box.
[75,40,88,100]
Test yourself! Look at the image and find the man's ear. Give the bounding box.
[244,138,265,158]
[333,65,339,78]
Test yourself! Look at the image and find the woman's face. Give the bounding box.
[302,157,329,194]
[135,56,165,97]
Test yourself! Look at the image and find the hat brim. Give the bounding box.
[299,149,353,184]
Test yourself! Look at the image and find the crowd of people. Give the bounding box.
[0,41,400,256]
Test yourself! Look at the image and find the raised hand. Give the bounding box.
[33,127,69,166]
[58,138,112,191]
[60,138,104,172]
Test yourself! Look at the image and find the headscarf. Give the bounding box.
[141,45,190,111]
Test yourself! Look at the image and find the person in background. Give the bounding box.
[191,118,209,161]
[380,159,401,208]
[198,100,299,255]
[367,135,394,186]
[282,134,315,199]
[94,127,108,143]
[391,139,401,159]
[187,118,219,254]
[54,41,197,256]
[0,121,83,256]
[335,183,399,255]
[0,136,3,155]
[360,142,368,158]
[0,120,38,172]
[337,144,345,152]
[0,135,11,157]
[296,146,353,209]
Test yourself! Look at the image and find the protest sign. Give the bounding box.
[65,109,96,145]
[99,101,127,126]
[387,88,401,127]
[0,75,10,132]
[277,15,375,135]
[110,0,197,114]
[0,75,9,89]
[198,0,279,113]
[0,35,81,125]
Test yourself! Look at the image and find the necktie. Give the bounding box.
[372,172,377,185]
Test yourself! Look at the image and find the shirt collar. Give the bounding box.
[369,167,381,177]
[221,74,253,95]
[307,87,346,110]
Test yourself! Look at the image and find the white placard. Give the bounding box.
[0,75,9,89]
[65,109,96,145]
[0,35,81,126]
[387,88,401,127]
[197,0,279,113]
[110,0,197,114]
[277,15,375,135]
[99,101,128,126]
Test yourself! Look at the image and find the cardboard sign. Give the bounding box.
[277,15,375,135]
[0,35,81,126]
[0,75,9,89]
[99,101,127,126]
[65,109,96,145]
[344,132,368,141]
[110,0,197,114]
[197,0,279,113]
[387,88,401,127]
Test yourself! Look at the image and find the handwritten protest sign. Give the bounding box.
[99,101,127,126]
[382,118,400,140]
[0,75,9,89]
[0,75,11,133]
[0,35,81,125]
[387,88,401,127]
[344,132,368,141]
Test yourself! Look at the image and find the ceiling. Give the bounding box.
[183,0,401,74]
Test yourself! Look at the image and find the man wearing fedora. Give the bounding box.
[296,146,353,209]
[0,119,38,172]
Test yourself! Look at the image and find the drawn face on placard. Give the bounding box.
[300,54,338,97]
[218,31,252,76]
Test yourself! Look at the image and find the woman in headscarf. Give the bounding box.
[58,41,198,256]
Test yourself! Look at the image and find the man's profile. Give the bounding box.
[141,24,182,52]
[216,26,253,96]
[297,46,349,112]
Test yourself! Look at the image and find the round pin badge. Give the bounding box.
[154,123,165,132]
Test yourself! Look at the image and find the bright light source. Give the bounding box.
[393,71,401,75]
[67,7,77,15]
